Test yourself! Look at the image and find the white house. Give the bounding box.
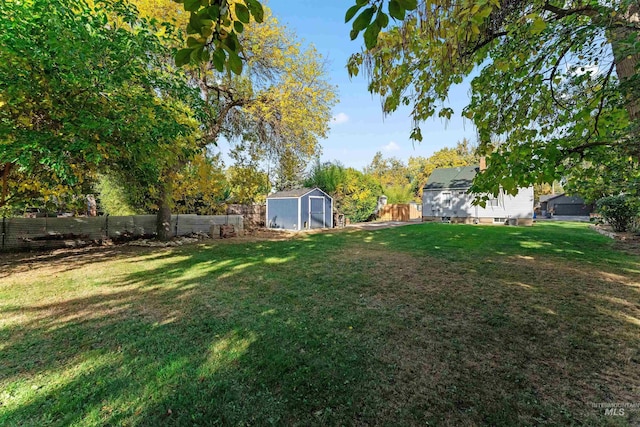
[422,165,534,225]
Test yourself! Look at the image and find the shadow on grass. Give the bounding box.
[0,224,639,426]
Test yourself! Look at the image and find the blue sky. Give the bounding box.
[265,0,478,170]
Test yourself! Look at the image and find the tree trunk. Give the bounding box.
[1,163,12,208]
[156,180,173,241]
[610,6,640,124]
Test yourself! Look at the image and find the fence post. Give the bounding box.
[174,213,179,237]
[2,216,5,251]
[105,214,109,241]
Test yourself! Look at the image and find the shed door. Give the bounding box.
[309,197,325,229]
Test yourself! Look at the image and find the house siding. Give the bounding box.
[422,187,534,224]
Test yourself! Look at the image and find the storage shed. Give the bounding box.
[266,188,333,231]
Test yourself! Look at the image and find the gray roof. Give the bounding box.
[544,193,587,204]
[267,187,317,199]
[539,194,556,203]
[424,166,478,190]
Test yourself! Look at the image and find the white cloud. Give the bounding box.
[382,141,400,152]
[331,112,349,124]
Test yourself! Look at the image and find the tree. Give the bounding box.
[365,152,409,188]
[227,165,270,204]
[364,152,413,202]
[562,149,640,202]
[172,152,230,214]
[168,0,266,72]
[597,195,639,232]
[306,161,382,222]
[345,0,640,198]
[94,175,142,216]
[0,0,200,223]
[192,5,336,193]
[124,1,334,237]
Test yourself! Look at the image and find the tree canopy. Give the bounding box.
[344,0,640,198]
[306,161,382,222]
[0,0,200,211]
[175,0,639,200]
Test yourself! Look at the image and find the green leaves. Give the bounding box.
[235,3,250,24]
[388,0,405,20]
[172,0,266,74]
[227,50,242,74]
[353,7,375,32]
[211,47,226,72]
[345,4,362,23]
[175,48,192,66]
[245,0,264,23]
[346,0,417,49]
[1,0,202,206]
[363,20,381,49]
[183,0,201,12]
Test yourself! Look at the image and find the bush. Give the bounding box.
[596,195,639,232]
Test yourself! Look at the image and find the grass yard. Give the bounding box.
[1,222,639,426]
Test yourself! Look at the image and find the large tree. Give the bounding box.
[344,0,639,198]
[176,1,639,199]
[115,1,335,238]
[306,161,382,222]
[0,0,200,216]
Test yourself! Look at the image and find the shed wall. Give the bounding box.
[300,189,332,229]
[301,194,310,229]
[267,198,300,230]
[324,197,332,227]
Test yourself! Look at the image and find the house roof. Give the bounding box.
[267,187,331,199]
[540,193,587,203]
[423,166,478,190]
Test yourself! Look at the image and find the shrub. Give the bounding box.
[596,195,639,232]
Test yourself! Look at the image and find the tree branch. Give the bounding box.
[542,3,599,20]
[586,61,616,143]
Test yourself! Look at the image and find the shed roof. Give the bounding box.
[267,187,331,199]
[423,166,478,190]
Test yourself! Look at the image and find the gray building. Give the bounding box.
[540,193,593,216]
[266,188,333,231]
[422,166,534,225]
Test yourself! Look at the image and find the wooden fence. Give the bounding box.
[0,214,243,251]
[378,204,421,222]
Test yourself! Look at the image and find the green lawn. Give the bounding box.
[1,222,639,426]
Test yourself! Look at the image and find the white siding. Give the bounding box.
[423,187,533,220]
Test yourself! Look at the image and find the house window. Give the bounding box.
[458,191,466,196]
[493,217,506,223]
[442,192,451,208]
[488,198,499,207]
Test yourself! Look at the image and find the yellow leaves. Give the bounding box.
[17,115,32,128]
[530,16,547,35]
[494,59,509,72]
